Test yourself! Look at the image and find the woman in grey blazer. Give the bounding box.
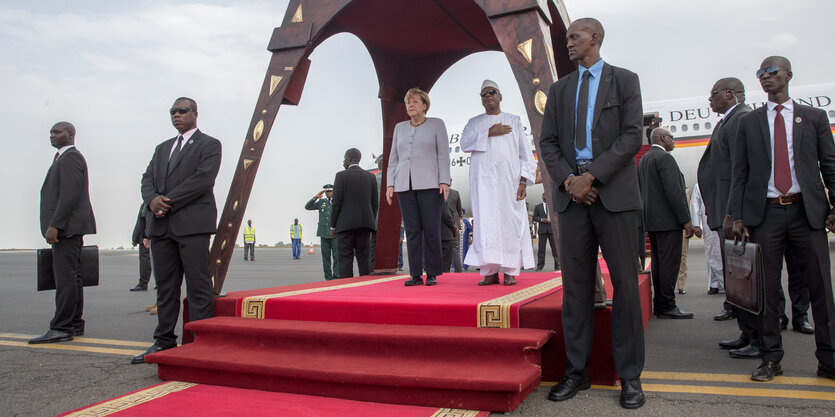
[385,88,451,286]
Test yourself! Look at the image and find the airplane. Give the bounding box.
[432,82,835,216]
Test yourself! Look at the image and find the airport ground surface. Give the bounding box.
[2,241,835,416]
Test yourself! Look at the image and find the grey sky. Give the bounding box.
[1,0,831,249]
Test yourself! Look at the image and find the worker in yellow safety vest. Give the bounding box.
[290,218,303,260]
[243,219,256,261]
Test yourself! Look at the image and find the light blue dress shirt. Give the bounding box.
[574,59,604,161]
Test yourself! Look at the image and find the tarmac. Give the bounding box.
[2,241,835,416]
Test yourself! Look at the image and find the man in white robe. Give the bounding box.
[689,182,724,293]
[461,79,536,285]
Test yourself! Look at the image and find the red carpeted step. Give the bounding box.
[147,316,551,412]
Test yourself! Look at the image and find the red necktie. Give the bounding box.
[773,104,792,194]
[53,152,59,162]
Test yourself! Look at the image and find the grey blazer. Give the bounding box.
[387,117,451,192]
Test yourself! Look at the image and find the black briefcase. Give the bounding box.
[37,245,100,291]
[723,238,764,314]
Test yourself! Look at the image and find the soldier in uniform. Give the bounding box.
[305,184,339,280]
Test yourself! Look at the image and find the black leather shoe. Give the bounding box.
[619,378,646,409]
[730,344,763,359]
[793,319,814,334]
[425,276,437,286]
[131,342,175,364]
[714,308,736,321]
[707,287,719,295]
[780,318,789,330]
[655,307,694,319]
[554,264,561,270]
[72,328,85,337]
[817,363,835,380]
[478,273,500,286]
[535,266,543,271]
[547,376,590,402]
[678,289,687,294]
[503,274,516,286]
[28,329,73,344]
[751,361,782,382]
[404,276,424,286]
[718,337,747,350]
[130,284,148,292]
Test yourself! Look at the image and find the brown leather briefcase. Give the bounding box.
[37,245,100,291]
[723,238,764,314]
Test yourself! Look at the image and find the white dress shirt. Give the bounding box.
[169,127,197,158]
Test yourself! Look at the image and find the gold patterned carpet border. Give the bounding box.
[241,275,410,318]
[477,276,563,328]
[62,381,196,417]
[430,409,483,417]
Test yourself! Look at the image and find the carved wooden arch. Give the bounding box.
[209,0,576,293]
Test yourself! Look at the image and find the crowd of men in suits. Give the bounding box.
[29,14,835,412]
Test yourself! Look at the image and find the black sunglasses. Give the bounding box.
[756,65,780,79]
[169,107,192,115]
[480,89,499,97]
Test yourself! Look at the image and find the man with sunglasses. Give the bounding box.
[731,56,835,382]
[638,128,695,319]
[461,79,536,286]
[132,97,222,364]
[697,78,762,357]
[539,18,646,409]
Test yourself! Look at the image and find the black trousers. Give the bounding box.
[748,202,835,365]
[537,231,559,269]
[138,243,152,286]
[50,235,85,333]
[336,228,371,278]
[559,202,644,381]
[718,225,758,346]
[648,230,683,313]
[442,239,455,273]
[398,189,443,277]
[150,232,214,347]
[779,245,811,325]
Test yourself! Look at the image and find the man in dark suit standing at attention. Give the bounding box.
[532,193,559,271]
[731,56,835,382]
[539,18,646,409]
[130,204,152,291]
[30,122,97,344]
[638,128,694,319]
[696,78,764,358]
[331,148,378,278]
[132,97,222,364]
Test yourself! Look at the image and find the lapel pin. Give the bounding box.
[189,140,194,144]
[795,117,802,123]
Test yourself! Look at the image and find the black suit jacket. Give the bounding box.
[638,146,690,232]
[539,62,644,213]
[331,165,378,233]
[732,102,835,229]
[447,188,462,218]
[696,103,752,230]
[441,200,458,241]
[141,129,222,237]
[40,147,96,237]
[532,202,551,234]
[131,204,149,244]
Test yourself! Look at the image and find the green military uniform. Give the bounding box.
[305,195,339,280]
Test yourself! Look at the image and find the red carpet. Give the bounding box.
[58,382,490,417]
[232,272,563,328]
[148,317,551,412]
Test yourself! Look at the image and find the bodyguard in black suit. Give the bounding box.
[539,18,646,409]
[132,97,222,364]
[331,148,378,278]
[30,122,96,344]
[731,56,835,382]
[638,128,694,319]
[532,195,559,270]
[130,204,152,291]
[696,78,763,357]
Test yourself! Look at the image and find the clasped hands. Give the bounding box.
[150,195,172,219]
[564,173,598,205]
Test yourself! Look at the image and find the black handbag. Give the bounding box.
[37,245,100,291]
[723,238,764,314]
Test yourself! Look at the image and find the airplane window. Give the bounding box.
[670,125,677,133]
[682,124,688,132]
[449,147,452,153]
[830,110,835,118]
[705,122,712,129]
[693,123,700,131]
[455,146,460,153]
